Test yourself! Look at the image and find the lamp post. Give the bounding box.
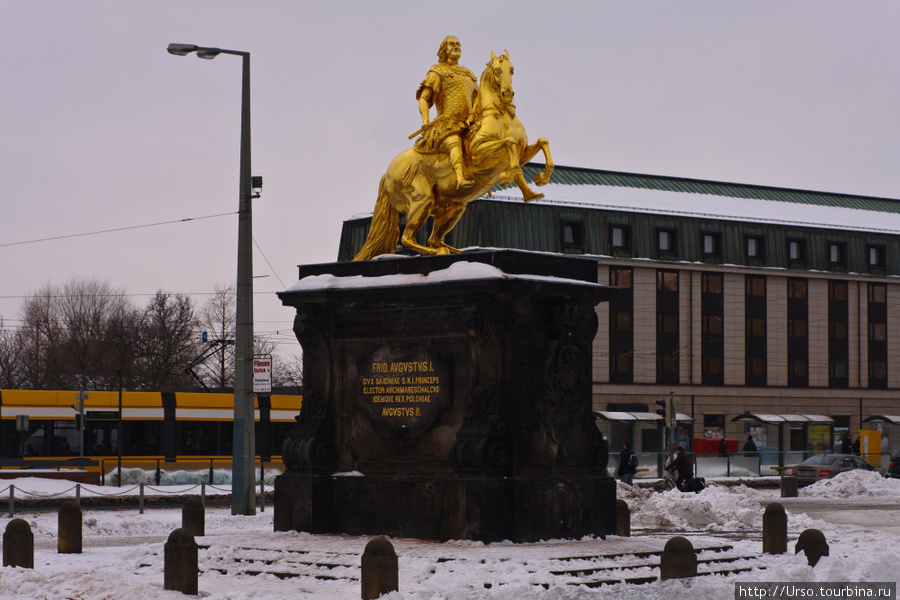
[167,43,256,515]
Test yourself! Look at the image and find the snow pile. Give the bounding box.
[104,467,283,486]
[800,470,900,498]
[625,484,765,531]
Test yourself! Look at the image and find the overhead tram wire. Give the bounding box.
[0,211,237,248]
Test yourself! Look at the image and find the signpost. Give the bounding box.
[253,355,272,394]
[72,391,88,458]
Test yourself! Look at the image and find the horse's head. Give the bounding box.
[485,50,514,106]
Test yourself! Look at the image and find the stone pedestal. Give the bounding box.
[276,250,617,542]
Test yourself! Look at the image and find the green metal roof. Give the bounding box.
[510,164,900,214]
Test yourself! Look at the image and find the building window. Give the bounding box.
[746,236,765,262]
[657,228,677,257]
[788,239,806,264]
[560,220,584,254]
[656,270,679,385]
[868,245,885,271]
[702,233,721,258]
[868,283,888,389]
[609,267,634,383]
[828,281,849,388]
[701,273,724,385]
[745,275,767,386]
[828,242,846,268]
[610,225,631,254]
[787,278,809,387]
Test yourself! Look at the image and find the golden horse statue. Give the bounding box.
[353,51,553,261]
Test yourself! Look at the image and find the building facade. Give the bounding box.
[339,164,900,454]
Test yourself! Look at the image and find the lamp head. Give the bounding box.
[196,48,222,60]
[167,43,198,56]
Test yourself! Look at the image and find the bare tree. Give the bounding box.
[0,318,25,388]
[135,291,200,391]
[197,283,236,389]
[18,285,60,388]
[277,351,303,389]
[56,279,138,390]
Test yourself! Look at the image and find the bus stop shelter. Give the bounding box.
[594,411,693,478]
[731,412,833,468]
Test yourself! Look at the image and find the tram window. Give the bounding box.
[123,421,162,455]
[177,421,229,455]
[21,421,81,456]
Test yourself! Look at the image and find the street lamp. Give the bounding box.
[167,43,257,515]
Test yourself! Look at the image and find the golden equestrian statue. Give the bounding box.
[353,36,553,261]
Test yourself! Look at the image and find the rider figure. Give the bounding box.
[666,446,694,491]
[415,36,477,189]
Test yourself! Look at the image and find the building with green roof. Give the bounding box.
[338,163,900,468]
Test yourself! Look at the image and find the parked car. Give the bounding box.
[791,453,879,486]
[889,453,900,479]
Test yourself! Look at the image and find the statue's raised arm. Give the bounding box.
[354,38,554,261]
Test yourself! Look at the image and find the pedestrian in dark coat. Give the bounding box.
[617,441,637,486]
[840,432,852,454]
[743,435,758,457]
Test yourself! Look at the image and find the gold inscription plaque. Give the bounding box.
[359,349,450,435]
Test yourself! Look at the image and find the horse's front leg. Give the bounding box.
[529,137,553,186]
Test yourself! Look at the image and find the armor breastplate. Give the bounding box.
[431,64,476,120]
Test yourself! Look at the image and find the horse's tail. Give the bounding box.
[353,176,399,261]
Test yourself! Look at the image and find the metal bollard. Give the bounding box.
[361,537,398,599]
[58,500,83,554]
[659,536,697,580]
[7,485,13,518]
[616,499,630,537]
[139,483,145,514]
[164,528,199,595]
[75,483,81,506]
[795,528,829,567]
[182,496,205,538]
[3,518,34,569]
[762,503,787,554]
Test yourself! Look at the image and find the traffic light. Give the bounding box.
[656,399,667,419]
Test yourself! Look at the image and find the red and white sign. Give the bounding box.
[252,356,272,394]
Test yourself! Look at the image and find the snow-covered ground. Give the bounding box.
[0,471,898,599]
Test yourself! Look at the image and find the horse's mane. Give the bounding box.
[470,53,508,126]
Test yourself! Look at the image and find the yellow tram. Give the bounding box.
[0,389,301,478]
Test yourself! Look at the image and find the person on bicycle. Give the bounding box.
[666,446,693,491]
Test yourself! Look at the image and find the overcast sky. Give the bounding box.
[2,1,899,361]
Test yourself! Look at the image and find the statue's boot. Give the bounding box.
[449,145,474,188]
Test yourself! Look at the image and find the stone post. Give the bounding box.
[182,496,205,538]
[762,502,787,554]
[795,528,829,567]
[58,500,83,554]
[616,499,630,537]
[164,528,198,595]
[361,537,398,599]
[659,536,697,580]
[3,518,34,569]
